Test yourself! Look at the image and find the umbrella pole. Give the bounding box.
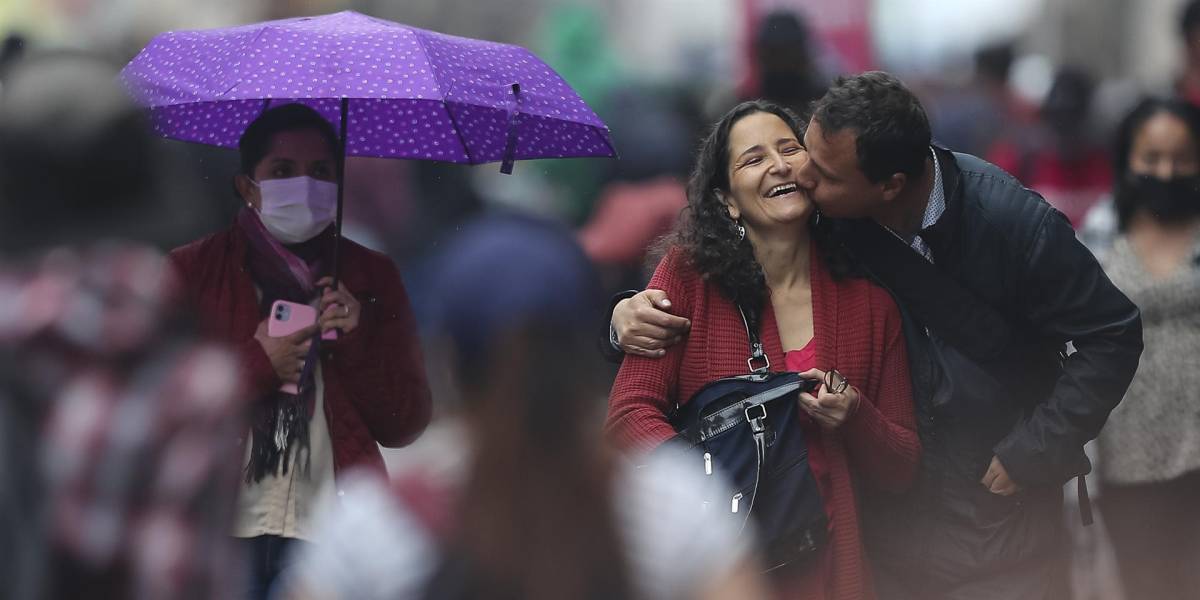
[328,97,348,341]
[332,97,348,290]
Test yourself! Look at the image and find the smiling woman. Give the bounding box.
[606,99,921,600]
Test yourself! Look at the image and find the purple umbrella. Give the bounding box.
[121,10,614,169]
[120,10,615,282]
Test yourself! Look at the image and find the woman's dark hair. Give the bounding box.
[674,99,853,315]
[237,103,340,176]
[1112,97,1200,230]
[428,214,632,600]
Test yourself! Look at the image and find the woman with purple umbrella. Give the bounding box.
[167,103,432,599]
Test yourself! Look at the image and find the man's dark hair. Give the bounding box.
[237,103,340,176]
[810,71,930,183]
[1182,0,1200,39]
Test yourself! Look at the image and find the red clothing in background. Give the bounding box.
[987,141,1112,228]
[607,243,921,600]
[168,225,432,477]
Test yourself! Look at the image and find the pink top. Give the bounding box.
[782,339,835,598]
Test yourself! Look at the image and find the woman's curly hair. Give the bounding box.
[672,100,853,316]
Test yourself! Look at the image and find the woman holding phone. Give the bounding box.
[168,103,432,600]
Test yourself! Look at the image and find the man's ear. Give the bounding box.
[715,189,740,220]
[880,172,907,204]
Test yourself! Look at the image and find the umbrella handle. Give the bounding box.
[500,83,521,174]
[327,96,349,341]
[332,96,348,290]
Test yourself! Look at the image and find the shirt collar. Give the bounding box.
[922,146,946,232]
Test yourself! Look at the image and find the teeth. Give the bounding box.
[768,183,797,197]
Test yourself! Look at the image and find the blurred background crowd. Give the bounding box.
[1,0,1199,599]
[3,0,1196,308]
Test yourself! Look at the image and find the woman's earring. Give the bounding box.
[736,222,746,241]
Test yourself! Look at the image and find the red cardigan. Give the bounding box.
[168,225,432,477]
[607,243,919,600]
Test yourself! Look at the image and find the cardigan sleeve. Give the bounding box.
[605,247,694,453]
[841,290,921,493]
[328,253,431,448]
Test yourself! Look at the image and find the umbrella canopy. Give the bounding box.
[119,10,615,170]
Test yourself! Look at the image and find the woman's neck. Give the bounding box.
[1127,212,1200,279]
[748,224,812,290]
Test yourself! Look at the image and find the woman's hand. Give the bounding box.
[316,276,361,335]
[796,368,860,429]
[254,318,317,384]
[613,289,690,357]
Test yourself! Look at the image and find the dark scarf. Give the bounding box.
[236,208,334,483]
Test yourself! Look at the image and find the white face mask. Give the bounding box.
[253,176,338,244]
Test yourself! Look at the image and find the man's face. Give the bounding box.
[797,118,887,219]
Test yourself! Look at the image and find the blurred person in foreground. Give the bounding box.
[988,66,1112,228]
[1090,97,1200,600]
[0,51,245,599]
[610,72,1143,599]
[282,213,770,600]
[607,100,920,599]
[167,103,432,599]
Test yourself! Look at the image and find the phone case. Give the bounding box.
[269,300,318,394]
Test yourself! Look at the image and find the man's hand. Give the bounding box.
[254,319,318,384]
[796,368,860,429]
[613,289,690,358]
[981,455,1021,496]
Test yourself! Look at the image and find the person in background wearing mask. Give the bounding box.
[1092,97,1200,600]
[168,103,432,600]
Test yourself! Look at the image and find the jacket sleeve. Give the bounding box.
[599,290,639,363]
[166,247,282,401]
[843,293,921,492]
[605,249,692,453]
[328,256,431,448]
[994,208,1143,486]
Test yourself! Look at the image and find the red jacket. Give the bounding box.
[607,243,919,600]
[168,225,432,477]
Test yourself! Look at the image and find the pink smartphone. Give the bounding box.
[269,300,318,394]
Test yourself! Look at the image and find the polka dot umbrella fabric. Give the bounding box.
[119,10,616,165]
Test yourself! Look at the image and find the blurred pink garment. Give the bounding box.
[578,177,686,265]
[0,243,246,600]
